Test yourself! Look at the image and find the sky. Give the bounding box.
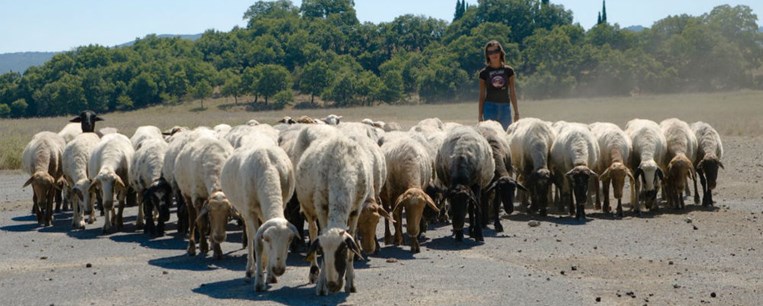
[1,0,761,53]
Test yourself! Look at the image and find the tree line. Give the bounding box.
[0,0,761,118]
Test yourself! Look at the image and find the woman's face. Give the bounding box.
[486,46,501,63]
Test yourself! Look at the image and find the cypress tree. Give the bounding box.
[454,0,464,21]
[597,12,602,25]
[602,0,607,23]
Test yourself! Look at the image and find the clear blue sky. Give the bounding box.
[1,0,760,53]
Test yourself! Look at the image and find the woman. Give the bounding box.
[478,40,519,130]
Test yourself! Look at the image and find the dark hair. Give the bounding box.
[484,40,505,65]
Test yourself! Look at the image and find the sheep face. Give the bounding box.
[447,184,475,234]
[357,201,392,254]
[307,228,363,295]
[201,191,232,245]
[488,176,527,214]
[256,218,299,279]
[600,162,633,200]
[697,156,723,190]
[635,161,664,207]
[566,166,597,207]
[69,110,103,133]
[527,169,552,213]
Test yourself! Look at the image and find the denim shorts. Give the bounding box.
[483,101,512,130]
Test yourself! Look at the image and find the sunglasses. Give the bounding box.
[486,49,501,55]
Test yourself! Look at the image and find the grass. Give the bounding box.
[2,90,761,170]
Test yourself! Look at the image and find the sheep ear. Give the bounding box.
[486,180,499,193]
[89,179,101,194]
[94,116,104,122]
[255,221,273,243]
[344,235,365,261]
[73,188,84,201]
[22,177,33,188]
[376,207,395,223]
[423,192,440,213]
[305,238,321,261]
[635,167,644,184]
[114,176,125,190]
[70,116,82,123]
[392,193,408,215]
[514,181,528,192]
[696,159,704,171]
[287,222,300,238]
[588,169,599,180]
[718,161,725,169]
[195,202,210,224]
[564,169,575,178]
[625,168,636,185]
[600,167,611,181]
[656,168,665,181]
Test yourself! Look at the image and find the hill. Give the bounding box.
[0,34,202,74]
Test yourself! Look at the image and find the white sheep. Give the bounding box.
[129,125,163,150]
[690,121,724,206]
[174,135,234,258]
[660,118,698,209]
[88,133,134,233]
[436,126,495,242]
[589,122,636,217]
[223,125,278,149]
[58,123,82,143]
[297,135,371,295]
[129,138,168,232]
[550,122,600,220]
[213,123,232,139]
[322,114,343,125]
[625,119,667,214]
[221,141,298,292]
[62,133,100,229]
[506,118,556,215]
[22,131,66,226]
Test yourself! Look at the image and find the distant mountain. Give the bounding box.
[0,33,202,74]
[624,25,645,32]
[0,52,59,74]
[760,26,763,32]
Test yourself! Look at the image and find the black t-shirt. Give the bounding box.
[479,65,514,103]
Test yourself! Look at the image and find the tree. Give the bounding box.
[454,0,465,22]
[243,0,300,27]
[601,0,607,23]
[220,70,243,105]
[192,80,213,109]
[323,71,356,107]
[299,61,333,103]
[0,104,9,118]
[253,64,291,104]
[10,99,27,118]
[378,69,404,103]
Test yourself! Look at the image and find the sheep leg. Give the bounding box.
[54,189,62,212]
[245,217,259,279]
[143,195,156,236]
[198,216,209,255]
[135,192,145,230]
[44,191,54,227]
[185,196,197,256]
[692,172,700,205]
[116,198,125,232]
[471,186,484,242]
[96,193,104,216]
[87,193,96,224]
[616,198,623,218]
[393,206,403,246]
[306,216,320,284]
[175,191,188,235]
[480,190,489,229]
[345,248,357,293]
[602,178,611,214]
[492,191,503,232]
[253,219,269,291]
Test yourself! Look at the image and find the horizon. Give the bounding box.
[1,0,761,54]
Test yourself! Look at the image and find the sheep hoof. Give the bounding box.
[267,275,277,284]
[309,266,319,284]
[454,231,464,242]
[246,271,252,278]
[493,221,504,232]
[255,281,267,292]
[347,285,357,293]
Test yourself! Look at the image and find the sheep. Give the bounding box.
[410,118,444,135]
[691,121,724,206]
[213,124,232,139]
[322,114,343,125]
[130,125,163,150]
[221,140,298,292]
[96,127,118,137]
[224,125,279,149]
[476,120,526,231]
[436,126,495,242]
[338,122,384,144]
[378,134,438,253]
[88,133,134,233]
[589,122,636,217]
[162,127,216,235]
[247,119,260,126]
[297,135,371,295]
[58,123,82,143]
[506,118,556,216]
[69,110,103,133]
[174,135,234,258]
[277,116,297,125]
[129,138,169,235]
[625,119,667,214]
[21,131,66,226]
[549,122,600,220]
[62,133,100,229]
[660,118,698,210]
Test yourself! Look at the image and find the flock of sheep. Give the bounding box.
[20,111,724,296]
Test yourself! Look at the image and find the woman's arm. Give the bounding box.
[508,75,519,122]
[479,79,486,121]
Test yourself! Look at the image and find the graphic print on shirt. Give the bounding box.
[489,69,507,89]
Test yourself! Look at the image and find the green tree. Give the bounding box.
[378,69,404,103]
[299,61,333,104]
[0,104,10,118]
[416,59,469,103]
[10,99,27,118]
[220,70,244,104]
[192,80,213,109]
[253,64,291,104]
[323,71,356,107]
[243,0,300,27]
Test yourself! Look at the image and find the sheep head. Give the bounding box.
[88,173,125,209]
[565,166,598,206]
[357,200,393,255]
[393,188,439,253]
[69,110,103,133]
[196,191,232,245]
[23,172,59,207]
[600,162,634,199]
[446,184,476,233]
[487,176,527,211]
[145,178,173,222]
[527,168,552,212]
[255,218,299,278]
[306,228,363,294]
[697,155,723,190]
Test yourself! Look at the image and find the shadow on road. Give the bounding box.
[193,277,349,305]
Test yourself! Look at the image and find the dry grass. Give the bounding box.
[2,90,761,170]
